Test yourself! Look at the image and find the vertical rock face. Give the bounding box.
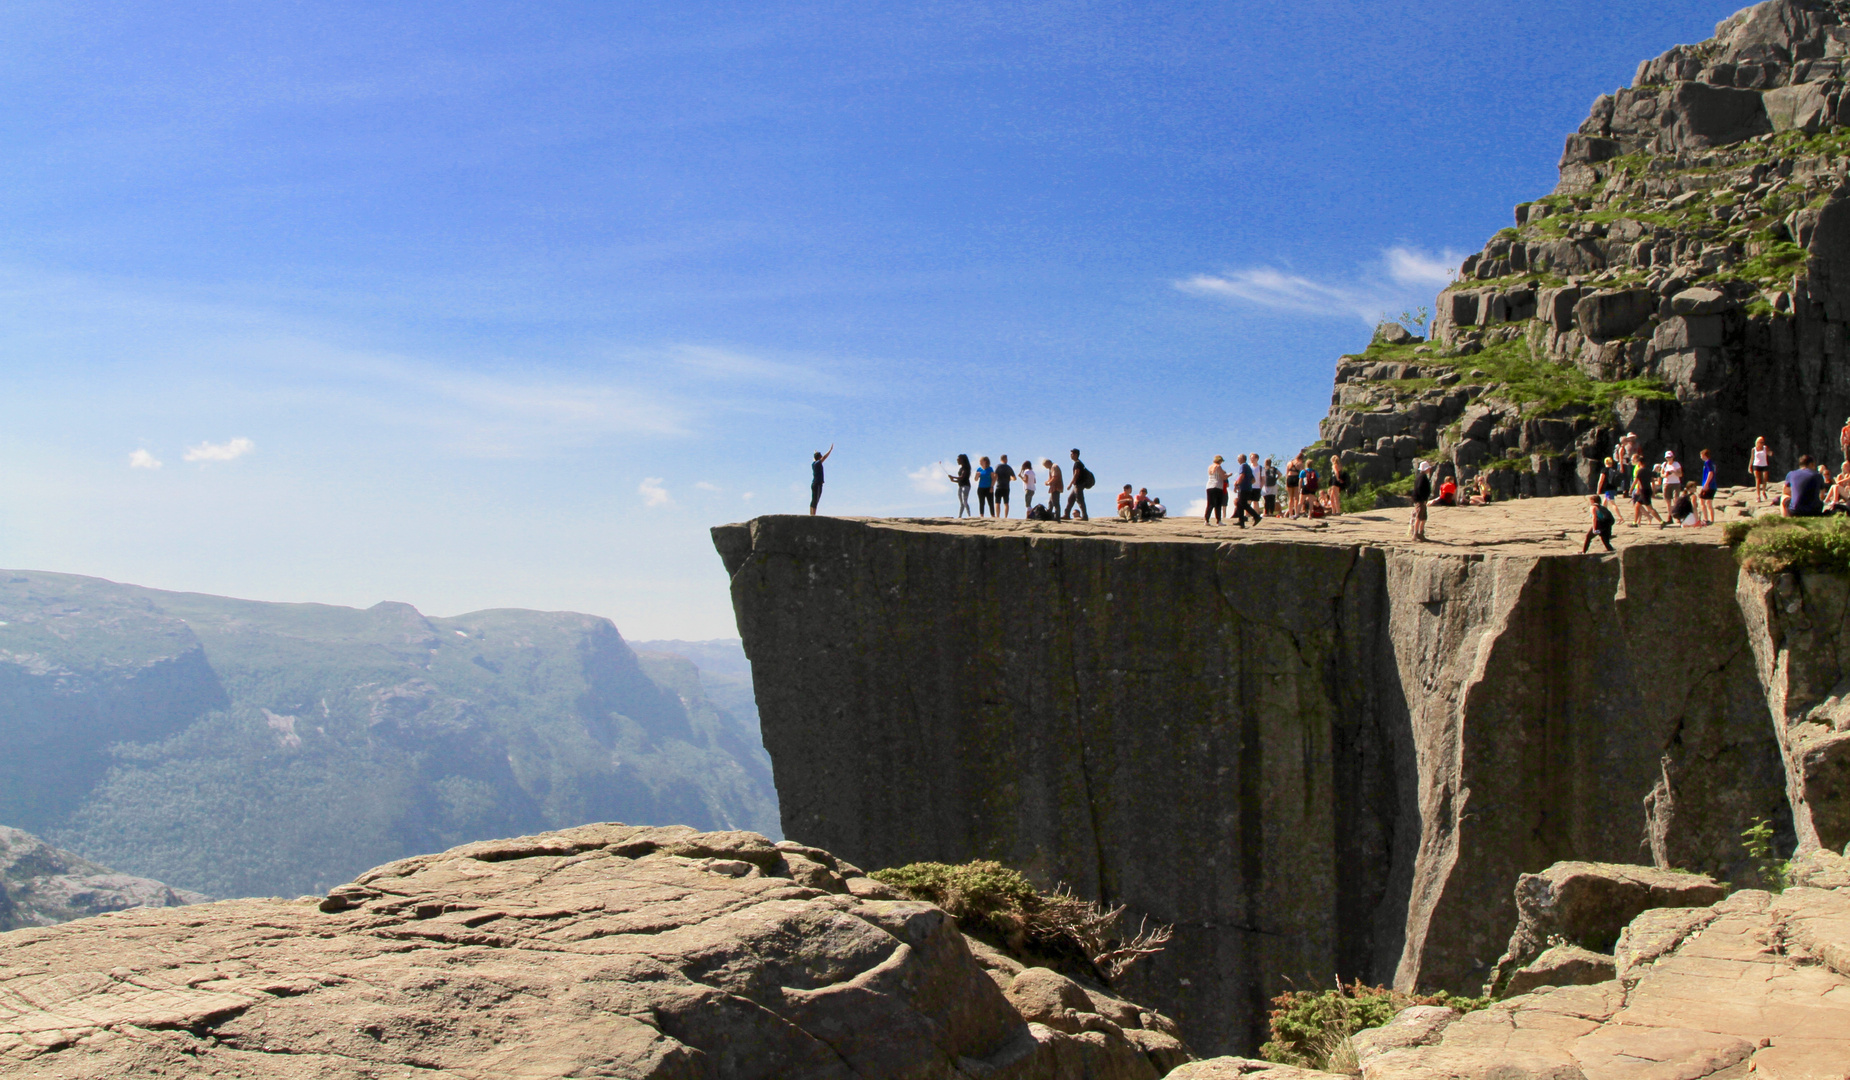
[1318,0,1850,499]
[714,516,1799,1056]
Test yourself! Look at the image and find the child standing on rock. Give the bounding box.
[1582,495,1615,553]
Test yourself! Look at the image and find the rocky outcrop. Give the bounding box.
[714,513,1823,1055]
[0,825,205,930]
[1358,878,1850,1079]
[0,824,1191,1079]
[1317,0,1850,499]
[1482,861,1727,997]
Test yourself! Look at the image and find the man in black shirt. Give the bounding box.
[1065,449,1091,520]
[1409,461,1432,541]
[994,455,1017,518]
[810,444,834,516]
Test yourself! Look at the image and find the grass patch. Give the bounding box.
[1261,981,1493,1072]
[1341,471,1417,513]
[871,860,1172,980]
[1447,333,1673,418]
[1724,514,1850,575]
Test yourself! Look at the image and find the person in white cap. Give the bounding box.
[1660,450,1683,507]
[1409,461,1432,541]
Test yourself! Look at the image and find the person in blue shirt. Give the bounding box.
[975,456,996,517]
[809,444,834,516]
[1697,448,1717,524]
[1786,455,1825,517]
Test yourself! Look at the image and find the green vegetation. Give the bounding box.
[871,860,1173,980]
[1727,235,1807,286]
[1724,515,1850,576]
[1738,816,1791,892]
[1261,981,1492,1072]
[1341,472,1416,513]
[1443,334,1672,419]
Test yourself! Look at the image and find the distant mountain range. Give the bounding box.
[0,570,774,901]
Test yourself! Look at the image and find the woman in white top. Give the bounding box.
[1019,461,1037,509]
[1660,451,1683,501]
[1751,437,1771,503]
[1205,456,1230,524]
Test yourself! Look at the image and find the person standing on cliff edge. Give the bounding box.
[1409,461,1431,541]
[809,444,833,516]
[1065,449,1091,520]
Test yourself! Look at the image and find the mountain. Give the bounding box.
[0,823,205,930]
[0,570,777,901]
[1319,0,1850,499]
[631,638,759,732]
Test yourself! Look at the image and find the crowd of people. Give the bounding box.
[807,418,1850,548]
[945,448,1100,521]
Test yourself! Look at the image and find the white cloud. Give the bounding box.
[183,437,255,462]
[127,448,162,470]
[908,463,950,494]
[742,492,755,501]
[694,481,720,492]
[1186,497,1208,518]
[1177,247,1464,325]
[639,477,670,507]
[1386,246,1463,289]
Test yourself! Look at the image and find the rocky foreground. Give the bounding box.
[0,824,1191,1079]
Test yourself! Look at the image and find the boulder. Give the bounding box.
[1661,82,1773,149]
[0,824,1194,1079]
[1789,845,1850,890]
[1436,291,1480,329]
[1803,729,1850,850]
[1669,286,1734,315]
[1485,861,1726,996]
[1349,1006,1458,1066]
[1499,944,1617,998]
[1764,80,1834,132]
[1573,288,1656,340]
[1377,323,1416,346]
[1537,286,1583,333]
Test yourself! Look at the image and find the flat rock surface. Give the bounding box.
[1367,888,1850,1080]
[0,824,1188,1079]
[813,490,1744,555]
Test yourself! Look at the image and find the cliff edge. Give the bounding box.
[715,505,1850,1055]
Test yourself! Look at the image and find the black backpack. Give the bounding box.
[1074,465,1095,490]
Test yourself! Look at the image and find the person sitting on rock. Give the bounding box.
[1146,496,1167,519]
[1134,487,1154,521]
[1117,484,1136,521]
[1670,483,1702,527]
[1582,495,1615,553]
[1785,454,1825,517]
[1827,465,1850,514]
[1468,472,1493,506]
[1435,475,1458,507]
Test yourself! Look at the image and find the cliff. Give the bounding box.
[0,570,777,899]
[1319,0,1850,499]
[715,505,1850,1056]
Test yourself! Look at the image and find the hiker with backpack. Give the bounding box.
[1065,449,1092,520]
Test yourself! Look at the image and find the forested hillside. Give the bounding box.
[0,571,776,899]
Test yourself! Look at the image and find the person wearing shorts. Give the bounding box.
[994,455,1016,518]
[1262,458,1279,516]
[1284,455,1302,516]
[1752,437,1771,503]
[1409,461,1431,541]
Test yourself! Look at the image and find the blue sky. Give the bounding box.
[0,1,1745,638]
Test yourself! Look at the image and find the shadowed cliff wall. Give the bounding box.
[715,516,1794,1056]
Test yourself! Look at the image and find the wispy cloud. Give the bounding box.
[694,481,720,492]
[908,463,950,494]
[184,437,255,462]
[639,477,670,506]
[128,448,162,470]
[1177,246,1463,325]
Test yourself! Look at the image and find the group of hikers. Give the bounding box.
[945,449,1102,521]
[810,420,1850,546]
[1200,452,1356,528]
